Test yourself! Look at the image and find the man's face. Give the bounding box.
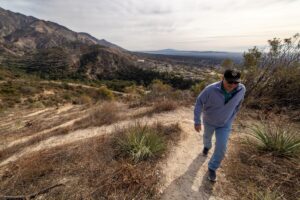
[223,78,239,92]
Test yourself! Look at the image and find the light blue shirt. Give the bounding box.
[194,81,246,127]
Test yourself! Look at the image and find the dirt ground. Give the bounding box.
[0,102,242,199]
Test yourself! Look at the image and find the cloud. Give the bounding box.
[1,0,299,51]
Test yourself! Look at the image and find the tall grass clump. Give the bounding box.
[115,123,166,162]
[248,122,300,157]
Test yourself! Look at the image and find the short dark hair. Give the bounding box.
[224,69,241,82]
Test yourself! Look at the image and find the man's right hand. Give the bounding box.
[194,124,201,132]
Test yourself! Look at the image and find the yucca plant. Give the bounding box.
[116,123,166,162]
[249,122,300,157]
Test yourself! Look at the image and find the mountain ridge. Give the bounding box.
[0,6,125,52]
[140,49,243,63]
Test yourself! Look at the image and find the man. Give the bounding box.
[194,69,246,182]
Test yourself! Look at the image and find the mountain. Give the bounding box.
[141,49,243,63]
[0,7,138,80]
[78,32,126,51]
[0,7,126,53]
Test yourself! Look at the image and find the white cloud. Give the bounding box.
[1,0,299,51]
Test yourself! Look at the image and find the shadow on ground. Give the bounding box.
[161,153,216,200]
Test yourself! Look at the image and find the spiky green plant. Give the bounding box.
[249,122,300,157]
[116,123,166,162]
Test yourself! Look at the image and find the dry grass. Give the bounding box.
[0,123,182,199]
[133,100,178,119]
[0,102,120,164]
[0,126,72,162]
[150,100,178,114]
[74,101,120,129]
[222,136,300,200]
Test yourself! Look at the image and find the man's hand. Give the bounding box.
[194,124,201,132]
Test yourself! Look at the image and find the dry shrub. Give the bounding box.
[150,100,178,114]
[132,100,178,119]
[72,95,93,105]
[0,123,181,199]
[74,101,120,129]
[243,34,300,111]
[222,136,300,200]
[97,85,115,100]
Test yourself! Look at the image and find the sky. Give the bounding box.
[0,0,299,52]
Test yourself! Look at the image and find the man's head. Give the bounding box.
[222,69,241,92]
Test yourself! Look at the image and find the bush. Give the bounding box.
[142,80,173,103]
[74,102,119,129]
[151,100,178,114]
[20,86,38,95]
[115,123,166,162]
[191,81,206,96]
[248,122,300,157]
[97,85,115,100]
[243,34,300,110]
[73,95,93,105]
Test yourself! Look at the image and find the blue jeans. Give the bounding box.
[203,121,232,171]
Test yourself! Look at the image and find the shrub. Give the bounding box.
[243,34,300,110]
[20,86,38,95]
[150,79,172,94]
[97,85,115,100]
[248,122,300,157]
[74,102,119,129]
[124,84,145,96]
[73,95,93,105]
[151,100,178,114]
[141,80,173,103]
[191,81,206,96]
[28,101,45,109]
[115,123,166,162]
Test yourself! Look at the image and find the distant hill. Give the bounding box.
[141,49,243,63]
[0,7,125,53]
[0,6,138,80]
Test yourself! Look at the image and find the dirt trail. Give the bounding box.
[159,109,226,200]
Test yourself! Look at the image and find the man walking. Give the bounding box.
[194,69,246,182]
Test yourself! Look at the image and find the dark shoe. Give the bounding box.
[208,169,217,182]
[202,147,209,156]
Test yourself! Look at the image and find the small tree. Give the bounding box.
[243,33,300,109]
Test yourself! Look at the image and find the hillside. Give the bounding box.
[0,7,123,53]
[0,7,141,81]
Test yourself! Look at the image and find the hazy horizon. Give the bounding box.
[1,0,299,52]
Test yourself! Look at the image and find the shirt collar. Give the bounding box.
[216,80,240,93]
